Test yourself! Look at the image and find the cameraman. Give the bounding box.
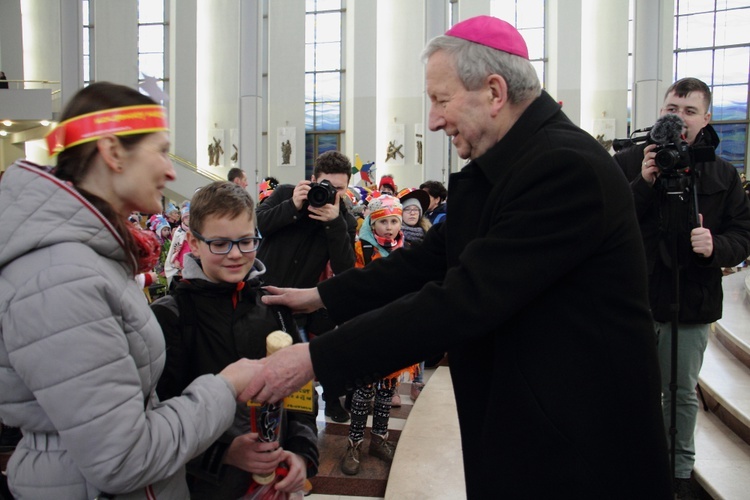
[256,150,357,422]
[615,77,750,497]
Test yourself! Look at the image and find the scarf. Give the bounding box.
[373,231,404,251]
[401,225,426,246]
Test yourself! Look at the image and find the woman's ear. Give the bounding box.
[96,135,125,173]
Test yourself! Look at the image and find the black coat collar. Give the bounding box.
[469,91,563,185]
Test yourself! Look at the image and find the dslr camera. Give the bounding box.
[307,179,338,207]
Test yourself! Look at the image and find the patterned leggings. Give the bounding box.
[348,384,395,443]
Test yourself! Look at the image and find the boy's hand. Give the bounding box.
[274,451,307,494]
[223,433,283,474]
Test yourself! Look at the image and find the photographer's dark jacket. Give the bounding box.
[256,184,356,288]
[151,255,318,498]
[310,91,672,498]
[615,124,750,323]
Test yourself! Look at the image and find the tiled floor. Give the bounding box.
[306,369,435,499]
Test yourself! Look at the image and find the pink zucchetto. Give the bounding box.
[445,15,529,60]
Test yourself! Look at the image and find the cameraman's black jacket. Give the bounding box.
[615,124,750,323]
[256,184,356,288]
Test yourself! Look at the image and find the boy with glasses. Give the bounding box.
[151,181,318,499]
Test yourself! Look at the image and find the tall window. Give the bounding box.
[138,0,168,100]
[305,0,343,179]
[492,0,547,87]
[674,0,750,171]
[83,0,92,85]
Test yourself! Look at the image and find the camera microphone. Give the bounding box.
[649,114,685,145]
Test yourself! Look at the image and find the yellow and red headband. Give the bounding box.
[46,104,169,157]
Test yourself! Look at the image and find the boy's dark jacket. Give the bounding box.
[151,255,318,498]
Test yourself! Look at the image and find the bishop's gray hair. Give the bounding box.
[421,35,541,104]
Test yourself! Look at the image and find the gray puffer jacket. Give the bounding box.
[0,161,236,499]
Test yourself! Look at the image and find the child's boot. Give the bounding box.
[341,438,363,475]
[369,431,396,463]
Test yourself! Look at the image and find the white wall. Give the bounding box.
[0,1,25,83]
[196,0,241,178]
[344,1,378,172]
[376,0,428,192]
[267,0,305,184]
[93,0,138,86]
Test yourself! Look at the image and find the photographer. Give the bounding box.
[256,150,357,422]
[615,77,750,498]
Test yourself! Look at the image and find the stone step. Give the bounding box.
[694,408,750,500]
[691,270,750,498]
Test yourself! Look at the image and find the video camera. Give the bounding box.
[612,114,715,176]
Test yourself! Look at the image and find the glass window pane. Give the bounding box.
[314,12,341,43]
[306,14,316,44]
[531,60,544,87]
[713,122,747,168]
[139,25,164,53]
[715,9,750,46]
[317,133,339,154]
[305,73,315,102]
[305,44,315,72]
[139,53,164,79]
[305,134,315,180]
[315,42,341,71]
[677,13,715,49]
[678,0,718,15]
[675,50,713,83]
[83,0,90,25]
[520,27,544,60]
[139,0,164,23]
[305,103,314,130]
[315,102,340,130]
[83,55,90,82]
[712,84,749,120]
[314,0,341,12]
[714,47,750,86]
[315,72,340,101]
[306,0,316,13]
[719,1,750,9]
[491,2,515,23]
[516,0,544,28]
[83,29,90,55]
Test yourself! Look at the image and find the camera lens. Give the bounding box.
[307,184,328,208]
[655,148,680,171]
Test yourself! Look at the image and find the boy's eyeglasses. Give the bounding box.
[403,207,421,214]
[191,229,262,255]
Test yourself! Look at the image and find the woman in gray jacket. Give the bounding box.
[0,82,259,499]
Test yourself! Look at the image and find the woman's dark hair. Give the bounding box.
[54,82,159,275]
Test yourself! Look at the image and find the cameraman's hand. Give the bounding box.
[692,214,714,258]
[292,181,312,211]
[308,193,341,222]
[641,143,660,186]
